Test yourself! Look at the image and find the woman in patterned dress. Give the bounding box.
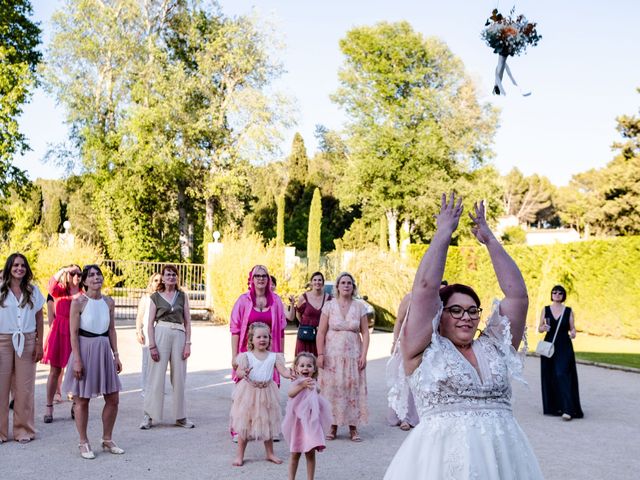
[316,272,369,442]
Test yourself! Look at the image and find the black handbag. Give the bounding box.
[297,325,317,342]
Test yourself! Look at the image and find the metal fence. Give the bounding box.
[101,260,206,319]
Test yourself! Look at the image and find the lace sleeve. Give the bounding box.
[387,304,444,420]
[483,300,527,385]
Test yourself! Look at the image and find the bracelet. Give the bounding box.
[317,353,325,356]
[149,346,157,350]
[113,352,119,356]
[185,341,192,345]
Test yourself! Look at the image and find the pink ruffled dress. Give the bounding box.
[282,377,333,453]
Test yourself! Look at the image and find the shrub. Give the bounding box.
[408,237,640,339]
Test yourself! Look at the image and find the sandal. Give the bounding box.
[44,404,53,424]
[78,442,95,460]
[326,425,337,440]
[349,427,362,442]
[101,438,125,454]
[399,421,411,431]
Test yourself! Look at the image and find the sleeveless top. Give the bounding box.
[297,293,329,327]
[246,351,281,382]
[150,290,185,324]
[80,296,110,335]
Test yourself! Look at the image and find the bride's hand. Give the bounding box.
[435,192,463,235]
[469,200,496,245]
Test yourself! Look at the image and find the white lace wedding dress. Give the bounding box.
[385,301,543,479]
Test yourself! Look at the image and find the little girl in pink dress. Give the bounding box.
[282,352,332,480]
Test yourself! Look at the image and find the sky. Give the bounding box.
[14,0,640,186]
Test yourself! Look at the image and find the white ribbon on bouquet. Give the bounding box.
[493,55,531,97]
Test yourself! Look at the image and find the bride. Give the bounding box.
[385,193,543,479]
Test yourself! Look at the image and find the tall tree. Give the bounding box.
[275,193,285,247]
[287,132,309,184]
[332,21,497,250]
[0,0,41,195]
[306,187,322,272]
[501,168,554,225]
[45,1,291,260]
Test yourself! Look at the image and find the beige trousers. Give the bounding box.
[0,333,36,442]
[143,323,187,422]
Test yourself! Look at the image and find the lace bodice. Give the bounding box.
[388,300,526,420]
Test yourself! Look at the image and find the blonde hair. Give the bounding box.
[247,322,271,351]
[146,273,162,294]
[293,352,318,379]
[332,271,359,299]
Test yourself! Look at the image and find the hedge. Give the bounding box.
[407,237,640,340]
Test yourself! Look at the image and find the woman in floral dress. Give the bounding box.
[316,272,369,442]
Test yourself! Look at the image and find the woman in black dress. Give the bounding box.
[538,285,583,420]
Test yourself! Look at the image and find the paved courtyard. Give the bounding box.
[2,322,639,479]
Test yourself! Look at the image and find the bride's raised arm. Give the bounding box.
[469,200,528,349]
[402,193,463,372]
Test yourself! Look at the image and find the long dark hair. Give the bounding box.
[0,253,35,308]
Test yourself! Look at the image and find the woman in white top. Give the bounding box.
[135,273,162,396]
[0,252,44,443]
[62,265,123,459]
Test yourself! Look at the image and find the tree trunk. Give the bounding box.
[386,209,398,252]
[178,189,191,261]
[399,218,410,257]
[205,196,215,242]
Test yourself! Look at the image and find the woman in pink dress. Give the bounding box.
[316,272,369,442]
[282,352,332,480]
[294,272,331,356]
[230,265,287,384]
[42,264,82,423]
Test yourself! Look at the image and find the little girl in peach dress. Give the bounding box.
[230,322,292,466]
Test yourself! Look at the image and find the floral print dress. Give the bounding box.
[318,299,368,427]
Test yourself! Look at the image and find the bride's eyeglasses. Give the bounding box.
[443,305,482,320]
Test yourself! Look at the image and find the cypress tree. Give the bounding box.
[288,133,309,184]
[276,193,285,247]
[307,188,322,272]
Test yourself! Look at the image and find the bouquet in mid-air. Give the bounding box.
[481,8,541,96]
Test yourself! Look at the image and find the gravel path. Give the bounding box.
[3,324,639,479]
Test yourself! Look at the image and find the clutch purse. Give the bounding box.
[535,340,555,358]
[297,325,317,342]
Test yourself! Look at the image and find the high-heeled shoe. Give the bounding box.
[101,439,125,454]
[78,442,95,460]
[44,404,53,424]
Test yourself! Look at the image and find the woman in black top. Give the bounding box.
[538,285,584,420]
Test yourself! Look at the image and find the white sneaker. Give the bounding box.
[562,413,572,421]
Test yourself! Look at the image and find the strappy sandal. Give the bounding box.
[78,442,95,460]
[101,439,125,454]
[44,404,53,424]
[326,425,337,440]
[349,427,362,442]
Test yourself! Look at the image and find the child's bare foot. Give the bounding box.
[266,453,283,464]
[232,457,244,467]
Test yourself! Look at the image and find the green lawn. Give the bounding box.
[575,352,640,370]
[536,332,640,370]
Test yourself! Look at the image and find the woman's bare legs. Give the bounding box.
[45,366,62,416]
[101,392,119,440]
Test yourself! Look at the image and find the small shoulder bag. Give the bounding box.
[535,307,564,358]
[297,293,324,342]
